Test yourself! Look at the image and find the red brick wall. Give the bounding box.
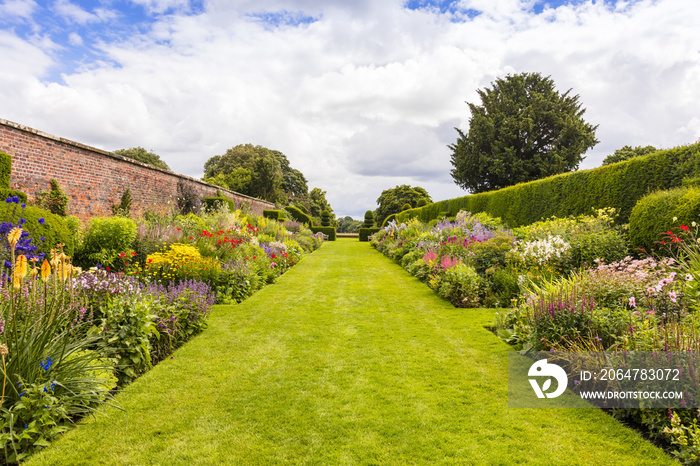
[0,118,275,222]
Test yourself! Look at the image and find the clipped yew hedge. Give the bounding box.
[397,143,700,227]
[310,226,336,241]
[285,205,312,225]
[359,228,380,242]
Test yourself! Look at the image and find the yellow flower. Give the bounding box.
[40,259,51,282]
[7,227,22,249]
[14,255,28,277]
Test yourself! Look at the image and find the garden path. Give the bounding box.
[30,239,673,465]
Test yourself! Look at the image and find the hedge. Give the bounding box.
[0,152,10,189]
[263,209,285,221]
[382,213,397,227]
[310,226,336,241]
[285,205,312,225]
[628,186,700,252]
[0,189,27,204]
[396,143,700,227]
[202,197,236,212]
[0,201,74,256]
[359,228,380,242]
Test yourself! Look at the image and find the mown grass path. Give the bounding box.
[30,239,673,465]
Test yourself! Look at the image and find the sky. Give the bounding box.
[1,0,699,218]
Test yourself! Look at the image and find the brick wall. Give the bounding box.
[0,118,275,222]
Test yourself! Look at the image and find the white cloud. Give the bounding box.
[67,31,82,45]
[1,0,700,217]
[0,0,37,19]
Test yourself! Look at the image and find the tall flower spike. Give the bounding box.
[7,227,22,250]
[40,259,51,282]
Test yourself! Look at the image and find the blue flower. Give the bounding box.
[38,218,45,225]
[4,260,11,268]
[4,197,11,203]
[19,392,25,398]
[40,357,54,371]
[11,196,19,203]
[18,218,25,225]
[40,237,45,241]
[21,203,26,209]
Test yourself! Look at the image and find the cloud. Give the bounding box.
[1,0,699,217]
[0,0,37,20]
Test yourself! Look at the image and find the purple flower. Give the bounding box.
[38,218,45,225]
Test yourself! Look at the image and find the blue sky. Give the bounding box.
[1,0,698,218]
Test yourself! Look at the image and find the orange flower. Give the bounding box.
[40,259,51,282]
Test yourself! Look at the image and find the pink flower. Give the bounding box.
[669,291,677,303]
[629,297,636,308]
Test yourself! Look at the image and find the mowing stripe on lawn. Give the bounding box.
[29,238,674,465]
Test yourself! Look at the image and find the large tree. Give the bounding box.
[375,185,431,225]
[450,72,598,193]
[204,144,308,204]
[602,145,657,165]
[114,147,170,170]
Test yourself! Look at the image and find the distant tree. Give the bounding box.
[602,145,658,165]
[203,144,310,205]
[338,216,363,233]
[450,72,598,193]
[375,185,432,225]
[114,147,170,171]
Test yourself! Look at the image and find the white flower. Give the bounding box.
[669,291,678,303]
[686,274,694,282]
[629,297,636,308]
[673,217,678,222]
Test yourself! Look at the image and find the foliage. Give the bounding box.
[202,196,236,213]
[113,147,170,171]
[0,152,10,190]
[434,262,483,308]
[321,210,331,227]
[176,180,201,216]
[398,142,700,226]
[375,185,432,225]
[34,179,69,217]
[75,216,137,270]
[111,188,132,217]
[337,216,363,233]
[0,250,115,462]
[310,226,336,241]
[628,186,700,252]
[203,144,306,204]
[359,228,380,242]
[263,210,285,221]
[0,198,73,258]
[602,145,658,165]
[363,211,375,228]
[285,205,312,225]
[449,72,598,193]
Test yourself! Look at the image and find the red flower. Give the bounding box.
[271,254,276,259]
[252,256,257,259]
[131,252,137,256]
[177,228,181,231]
[667,231,674,236]
[681,225,690,230]
[148,259,153,263]
[106,267,111,271]
[244,257,248,261]
[119,253,126,257]
[217,240,222,245]
[189,236,193,240]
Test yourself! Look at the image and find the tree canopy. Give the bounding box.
[375,185,431,225]
[114,147,170,171]
[203,144,308,205]
[602,145,658,165]
[450,72,598,193]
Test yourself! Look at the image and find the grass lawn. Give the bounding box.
[29,238,675,465]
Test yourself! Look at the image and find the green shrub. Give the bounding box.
[467,231,515,274]
[310,226,336,241]
[285,205,312,225]
[363,210,375,228]
[76,216,137,269]
[0,201,73,256]
[629,186,700,252]
[35,179,69,217]
[381,213,397,227]
[202,196,236,213]
[401,203,412,211]
[436,262,483,308]
[111,188,132,217]
[359,227,380,242]
[397,142,700,226]
[176,180,201,215]
[321,210,331,227]
[0,151,10,189]
[0,189,27,203]
[263,209,285,221]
